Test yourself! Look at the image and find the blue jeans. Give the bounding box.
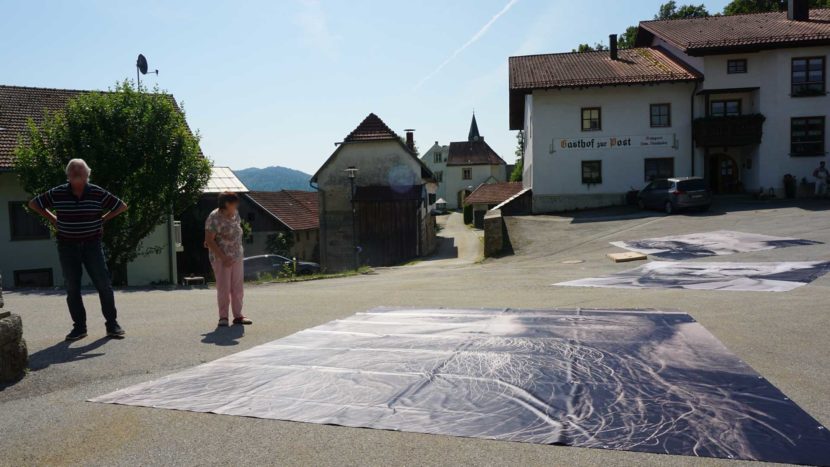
[57,240,118,330]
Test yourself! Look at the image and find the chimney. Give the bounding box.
[405,129,415,152]
[609,34,618,60]
[788,0,808,21]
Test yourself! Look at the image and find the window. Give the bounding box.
[13,268,53,287]
[434,170,443,182]
[428,193,437,205]
[710,99,741,117]
[791,117,826,156]
[650,104,671,128]
[433,152,442,163]
[792,57,825,96]
[8,202,50,241]
[727,59,747,74]
[462,167,472,180]
[581,160,602,184]
[644,158,674,181]
[581,107,601,131]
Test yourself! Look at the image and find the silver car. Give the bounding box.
[638,177,711,214]
[243,254,321,280]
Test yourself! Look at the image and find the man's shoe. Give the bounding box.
[233,317,252,325]
[65,328,88,342]
[106,323,126,338]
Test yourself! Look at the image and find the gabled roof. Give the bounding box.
[509,47,700,92]
[508,47,700,130]
[464,182,524,206]
[204,167,249,193]
[447,140,506,166]
[343,113,400,143]
[0,85,86,170]
[0,84,198,171]
[636,8,830,55]
[245,190,319,231]
[310,113,433,183]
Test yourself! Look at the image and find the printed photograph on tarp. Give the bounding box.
[610,230,821,260]
[555,261,830,292]
[91,308,830,465]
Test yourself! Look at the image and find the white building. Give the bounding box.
[420,115,507,209]
[510,4,829,212]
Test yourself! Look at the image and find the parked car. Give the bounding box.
[637,177,711,214]
[243,254,321,280]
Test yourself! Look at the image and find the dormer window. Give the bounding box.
[727,59,747,74]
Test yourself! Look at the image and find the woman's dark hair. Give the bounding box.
[217,191,240,209]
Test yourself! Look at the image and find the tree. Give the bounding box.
[618,26,639,49]
[656,1,710,19]
[510,130,524,182]
[14,81,211,284]
[723,0,830,14]
[266,231,295,257]
[573,42,608,53]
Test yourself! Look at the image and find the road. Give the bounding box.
[1,199,829,466]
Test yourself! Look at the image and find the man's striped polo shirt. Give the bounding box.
[35,183,124,242]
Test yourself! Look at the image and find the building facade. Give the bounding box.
[511,5,829,212]
[0,85,181,288]
[312,113,435,272]
[420,115,507,210]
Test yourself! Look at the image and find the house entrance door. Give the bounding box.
[708,153,740,194]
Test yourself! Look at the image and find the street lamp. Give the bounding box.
[345,167,359,269]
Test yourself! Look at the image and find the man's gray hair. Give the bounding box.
[65,158,91,177]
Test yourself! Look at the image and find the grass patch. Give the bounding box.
[250,266,373,285]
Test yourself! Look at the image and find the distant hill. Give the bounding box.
[234,166,313,192]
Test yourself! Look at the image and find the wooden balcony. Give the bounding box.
[693,114,765,147]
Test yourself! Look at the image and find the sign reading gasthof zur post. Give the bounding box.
[551,134,676,153]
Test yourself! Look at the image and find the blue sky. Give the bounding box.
[2,0,729,175]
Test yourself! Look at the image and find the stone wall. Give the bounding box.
[483,209,506,258]
[0,313,27,382]
[0,274,28,382]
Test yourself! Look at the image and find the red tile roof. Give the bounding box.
[0,85,87,169]
[638,9,830,55]
[464,182,524,206]
[447,140,506,166]
[343,113,400,143]
[509,47,700,92]
[245,190,319,231]
[0,84,197,170]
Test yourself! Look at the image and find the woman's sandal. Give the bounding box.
[233,317,253,325]
[218,318,229,327]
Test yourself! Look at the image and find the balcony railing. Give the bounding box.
[693,114,765,147]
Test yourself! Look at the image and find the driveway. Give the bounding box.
[1,200,829,466]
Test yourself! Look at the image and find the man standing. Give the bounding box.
[28,159,128,341]
[814,161,829,198]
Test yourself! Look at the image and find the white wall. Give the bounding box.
[653,39,829,194]
[0,172,174,288]
[526,82,696,212]
[420,143,448,201]
[444,164,506,209]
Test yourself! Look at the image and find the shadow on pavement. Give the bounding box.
[28,337,110,371]
[201,325,244,346]
[420,236,459,262]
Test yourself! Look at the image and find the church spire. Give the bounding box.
[468,113,481,142]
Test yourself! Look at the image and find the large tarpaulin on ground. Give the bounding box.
[556,261,830,292]
[91,308,830,465]
[610,230,820,260]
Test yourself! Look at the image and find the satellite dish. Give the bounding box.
[135,54,158,87]
[137,54,148,75]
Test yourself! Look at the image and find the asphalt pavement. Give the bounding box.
[1,200,829,466]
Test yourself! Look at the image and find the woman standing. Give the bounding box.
[204,192,252,327]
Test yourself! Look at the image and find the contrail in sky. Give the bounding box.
[414,0,520,90]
